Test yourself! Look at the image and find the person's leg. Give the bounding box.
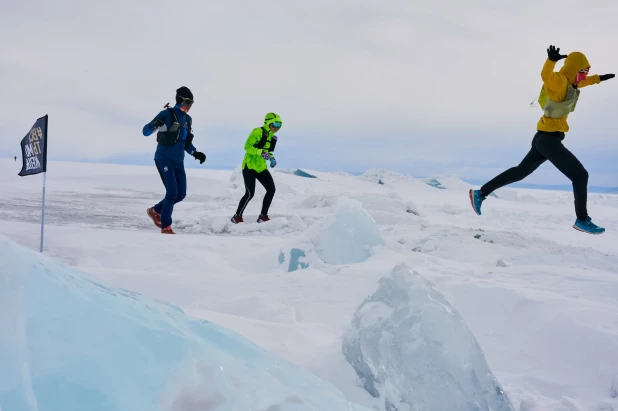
[174,165,187,205]
[256,169,276,216]
[535,134,589,220]
[153,159,178,228]
[235,168,258,217]
[153,160,166,215]
[480,133,547,197]
[147,160,167,227]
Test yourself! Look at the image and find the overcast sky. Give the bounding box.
[2,0,617,185]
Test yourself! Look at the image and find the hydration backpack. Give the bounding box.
[156,108,193,147]
[253,127,277,152]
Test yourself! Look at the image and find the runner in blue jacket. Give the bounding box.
[143,86,206,234]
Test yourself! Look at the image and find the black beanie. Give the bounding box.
[175,86,193,104]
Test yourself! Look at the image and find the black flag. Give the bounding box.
[18,115,48,177]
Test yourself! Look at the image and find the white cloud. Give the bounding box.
[1,0,617,184]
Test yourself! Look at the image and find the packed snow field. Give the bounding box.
[1,159,618,411]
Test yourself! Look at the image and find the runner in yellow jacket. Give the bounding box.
[231,113,282,224]
[469,45,614,234]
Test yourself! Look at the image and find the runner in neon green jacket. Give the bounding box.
[232,113,282,224]
[242,113,281,172]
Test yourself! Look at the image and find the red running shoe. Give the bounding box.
[161,226,175,234]
[147,207,162,228]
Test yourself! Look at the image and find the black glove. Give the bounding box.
[151,118,165,129]
[193,151,206,164]
[547,45,568,62]
[600,74,615,82]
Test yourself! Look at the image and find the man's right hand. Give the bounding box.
[547,45,568,62]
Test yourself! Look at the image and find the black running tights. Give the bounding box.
[481,131,589,220]
[235,167,276,217]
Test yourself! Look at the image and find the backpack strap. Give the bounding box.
[166,107,179,125]
[167,107,192,131]
[168,109,194,149]
[253,127,276,152]
[269,133,277,152]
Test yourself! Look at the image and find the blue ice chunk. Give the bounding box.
[293,169,317,178]
[314,198,385,265]
[342,264,514,411]
[0,236,370,411]
[288,248,309,272]
[425,177,446,189]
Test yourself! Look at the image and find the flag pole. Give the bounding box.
[40,171,46,253]
[40,114,48,253]
[18,114,48,252]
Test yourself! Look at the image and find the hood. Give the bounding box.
[559,52,591,84]
[263,112,282,129]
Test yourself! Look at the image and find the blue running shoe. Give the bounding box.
[469,189,486,215]
[573,217,605,235]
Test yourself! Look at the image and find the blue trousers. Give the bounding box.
[153,159,187,228]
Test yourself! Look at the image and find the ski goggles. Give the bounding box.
[272,121,282,128]
[178,96,194,107]
[579,67,590,74]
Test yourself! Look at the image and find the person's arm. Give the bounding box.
[541,59,566,92]
[143,110,168,136]
[577,74,601,88]
[184,117,196,154]
[578,73,614,88]
[185,117,206,163]
[244,128,266,156]
[542,45,568,92]
[185,141,197,155]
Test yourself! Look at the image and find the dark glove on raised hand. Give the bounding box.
[151,118,165,130]
[600,74,615,81]
[547,45,568,62]
[193,151,206,164]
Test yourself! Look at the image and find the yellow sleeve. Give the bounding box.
[577,74,601,88]
[541,59,565,92]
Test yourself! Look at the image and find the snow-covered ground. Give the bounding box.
[1,159,617,410]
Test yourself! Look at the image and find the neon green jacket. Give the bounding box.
[242,113,282,172]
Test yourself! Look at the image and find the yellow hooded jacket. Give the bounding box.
[537,52,600,133]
